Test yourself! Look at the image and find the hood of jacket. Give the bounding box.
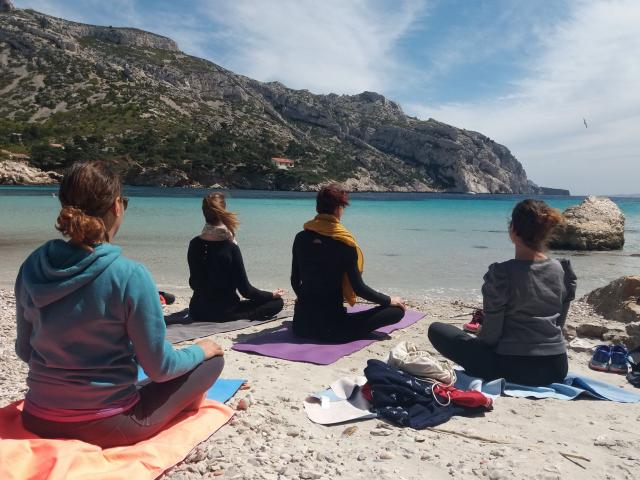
[19,239,122,308]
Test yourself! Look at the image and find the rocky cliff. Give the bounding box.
[0,159,60,184]
[0,7,555,192]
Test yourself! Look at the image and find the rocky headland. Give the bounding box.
[0,6,566,193]
[0,159,60,184]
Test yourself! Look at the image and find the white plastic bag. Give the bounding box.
[387,341,456,385]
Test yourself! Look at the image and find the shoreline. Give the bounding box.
[1,289,639,479]
[0,182,576,197]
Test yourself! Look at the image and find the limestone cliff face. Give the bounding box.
[0,7,548,193]
[252,83,530,193]
[0,1,13,13]
[0,160,61,184]
[0,7,176,53]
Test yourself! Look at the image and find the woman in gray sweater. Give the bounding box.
[428,200,577,386]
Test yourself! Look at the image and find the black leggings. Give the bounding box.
[428,322,568,386]
[22,356,224,448]
[190,297,284,322]
[295,305,405,342]
[223,298,284,321]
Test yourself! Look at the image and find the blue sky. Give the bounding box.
[13,0,640,195]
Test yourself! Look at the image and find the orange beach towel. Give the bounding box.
[0,400,233,480]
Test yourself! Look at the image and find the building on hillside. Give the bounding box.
[271,157,294,170]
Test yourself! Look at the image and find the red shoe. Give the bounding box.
[463,309,483,334]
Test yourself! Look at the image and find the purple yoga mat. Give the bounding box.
[231,306,425,365]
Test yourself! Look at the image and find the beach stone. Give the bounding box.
[487,464,509,480]
[549,196,625,250]
[568,338,600,352]
[575,321,609,339]
[584,276,640,324]
[626,322,640,344]
[300,470,321,479]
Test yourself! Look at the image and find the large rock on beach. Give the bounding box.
[581,276,640,349]
[584,276,640,324]
[548,196,625,250]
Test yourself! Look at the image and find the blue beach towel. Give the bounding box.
[137,367,246,404]
[455,370,640,403]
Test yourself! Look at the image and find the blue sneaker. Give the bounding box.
[588,345,611,372]
[609,345,629,374]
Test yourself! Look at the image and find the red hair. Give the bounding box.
[510,199,563,250]
[316,183,349,214]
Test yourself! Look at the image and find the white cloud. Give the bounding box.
[198,0,426,94]
[14,0,638,194]
[407,0,640,195]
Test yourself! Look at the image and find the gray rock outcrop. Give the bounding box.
[549,196,625,250]
[0,160,61,184]
[253,81,531,193]
[0,7,556,192]
[582,276,640,348]
[0,1,13,13]
[585,276,640,324]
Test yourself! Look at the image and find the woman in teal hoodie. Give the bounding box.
[15,161,224,448]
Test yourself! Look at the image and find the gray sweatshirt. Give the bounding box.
[477,258,577,356]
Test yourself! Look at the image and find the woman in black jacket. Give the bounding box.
[291,184,405,341]
[188,192,284,322]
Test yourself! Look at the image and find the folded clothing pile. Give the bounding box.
[363,359,491,429]
[303,341,493,429]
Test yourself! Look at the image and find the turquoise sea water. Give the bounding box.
[1,186,639,300]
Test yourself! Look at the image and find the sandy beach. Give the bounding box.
[1,289,639,480]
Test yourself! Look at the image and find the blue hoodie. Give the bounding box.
[15,240,205,410]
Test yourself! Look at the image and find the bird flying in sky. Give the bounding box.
[583,118,588,128]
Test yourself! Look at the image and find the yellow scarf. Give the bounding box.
[303,214,364,306]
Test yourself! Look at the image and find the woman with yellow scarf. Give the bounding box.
[291,184,405,341]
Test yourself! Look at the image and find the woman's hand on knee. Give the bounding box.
[389,296,406,311]
[196,339,224,359]
[272,288,285,298]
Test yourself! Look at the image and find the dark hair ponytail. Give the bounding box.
[510,199,563,250]
[56,161,122,249]
[202,192,239,235]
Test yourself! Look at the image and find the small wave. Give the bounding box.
[472,245,489,249]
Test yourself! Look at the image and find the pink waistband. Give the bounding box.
[24,392,140,423]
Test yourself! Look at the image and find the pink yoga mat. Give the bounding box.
[231,307,425,365]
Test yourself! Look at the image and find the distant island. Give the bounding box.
[0,2,569,194]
